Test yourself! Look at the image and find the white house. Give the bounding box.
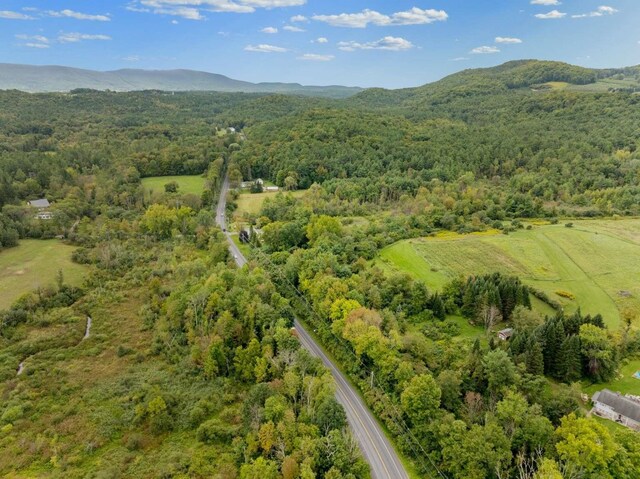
[27,198,53,220]
[592,389,640,430]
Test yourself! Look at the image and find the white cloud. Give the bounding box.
[48,9,111,21]
[313,8,447,28]
[338,36,414,51]
[531,0,560,5]
[291,14,308,22]
[572,5,618,18]
[495,36,522,44]
[58,32,112,43]
[450,57,469,61]
[0,10,34,20]
[15,34,50,44]
[244,43,288,53]
[298,53,334,61]
[132,0,306,18]
[150,7,205,20]
[314,37,328,44]
[535,10,566,19]
[25,43,50,48]
[283,25,305,32]
[240,0,305,7]
[261,26,278,33]
[470,45,500,54]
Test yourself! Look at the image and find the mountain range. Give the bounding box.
[1,61,639,100]
[0,63,363,98]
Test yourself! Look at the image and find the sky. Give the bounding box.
[1,0,639,88]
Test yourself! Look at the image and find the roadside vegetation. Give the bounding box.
[1,60,639,479]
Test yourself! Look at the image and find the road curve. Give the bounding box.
[215,174,409,479]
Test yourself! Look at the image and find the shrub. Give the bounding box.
[1,405,24,424]
[555,290,576,300]
[196,419,236,444]
[116,345,133,357]
[124,433,144,451]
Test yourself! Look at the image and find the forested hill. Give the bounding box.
[349,60,640,112]
[0,63,363,98]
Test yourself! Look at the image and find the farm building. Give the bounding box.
[592,389,640,430]
[497,328,514,341]
[240,178,264,189]
[27,198,53,220]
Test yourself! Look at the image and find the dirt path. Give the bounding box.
[83,316,92,340]
[17,361,25,375]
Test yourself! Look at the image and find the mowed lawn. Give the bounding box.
[583,359,640,396]
[0,240,87,309]
[235,190,306,217]
[377,220,640,329]
[141,175,205,196]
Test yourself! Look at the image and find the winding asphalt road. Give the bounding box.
[216,175,409,479]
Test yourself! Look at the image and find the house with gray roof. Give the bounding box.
[27,198,50,209]
[592,389,640,430]
[27,198,53,220]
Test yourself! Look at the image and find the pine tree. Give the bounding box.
[525,340,544,376]
[542,316,565,378]
[559,335,583,382]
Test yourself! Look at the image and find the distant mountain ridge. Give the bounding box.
[0,64,363,98]
[349,60,640,110]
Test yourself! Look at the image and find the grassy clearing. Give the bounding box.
[377,220,640,329]
[0,240,87,309]
[448,315,485,340]
[141,175,205,196]
[569,78,640,93]
[542,81,569,90]
[583,358,640,396]
[235,190,306,217]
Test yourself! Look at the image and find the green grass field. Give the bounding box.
[377,220,640,329]
[235,190,306,217]
[0,239,87,309]
[569,77,640,93]
[141,175,205,196]
[583,359,640,396]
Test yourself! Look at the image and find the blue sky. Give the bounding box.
[1,1,639,88]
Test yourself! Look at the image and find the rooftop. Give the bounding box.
[593,389,640,423]
[28,198,50,208]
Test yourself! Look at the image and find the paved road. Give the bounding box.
[216,175,246,265]
[215,174,409,479]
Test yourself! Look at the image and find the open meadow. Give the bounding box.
[141,175,205,196]
[377,219,640,329]
[0,240,87,309]
[234,189,306,217]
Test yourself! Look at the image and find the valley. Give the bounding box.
[1,59,639,479]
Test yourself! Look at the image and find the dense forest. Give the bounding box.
[1,60,640,478]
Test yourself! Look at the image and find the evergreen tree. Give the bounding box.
[542,317,565,378]
[559,335,582,383]
[525,340,544,376]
